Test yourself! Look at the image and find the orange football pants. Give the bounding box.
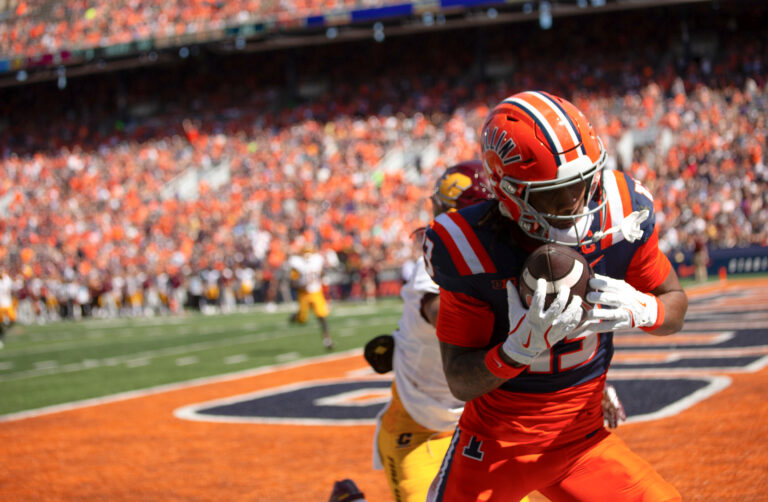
[379,384,530,502]
[429,427,681,502]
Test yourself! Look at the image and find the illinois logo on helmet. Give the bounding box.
[481,90,608,246]
[431,160,494,217]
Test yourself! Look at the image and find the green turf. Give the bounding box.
[3,272,764,418]
[0,299,404,417]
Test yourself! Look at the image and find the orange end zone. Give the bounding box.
[1,275,766,501]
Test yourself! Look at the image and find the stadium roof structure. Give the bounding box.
[0,0,715,88]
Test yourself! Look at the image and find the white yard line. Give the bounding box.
[3,314,396,357]
[0,332,275,382]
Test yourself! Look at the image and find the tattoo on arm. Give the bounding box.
[440,342,508,402]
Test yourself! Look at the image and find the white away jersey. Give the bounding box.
[392,256,464,431]
[288,253,324,293]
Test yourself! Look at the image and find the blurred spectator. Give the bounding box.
[693,236,710,283]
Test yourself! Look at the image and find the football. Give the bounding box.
[518,243,593,310]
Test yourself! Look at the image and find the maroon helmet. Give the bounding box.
[431,160,494,216]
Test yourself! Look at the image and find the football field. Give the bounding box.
[0,299,404,417]
[1,279,767,501]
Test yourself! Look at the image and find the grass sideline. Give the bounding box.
[0,298,404,417]
[1,272,763,418]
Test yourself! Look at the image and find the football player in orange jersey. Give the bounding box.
[424,91,687,501]
[365,161,625,502]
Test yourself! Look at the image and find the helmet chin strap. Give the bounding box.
[498,200,594,247]
[590,208,650,243]
[499,200,646,248]
[542,209,648,247]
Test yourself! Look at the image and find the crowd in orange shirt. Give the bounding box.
[0,6,766,322]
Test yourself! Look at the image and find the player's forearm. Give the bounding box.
[440,344,508,402]
[647,289,688,336]
[421,293,439,327]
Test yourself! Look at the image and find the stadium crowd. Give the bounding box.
[0,0,402,59]
[0,5,766,324]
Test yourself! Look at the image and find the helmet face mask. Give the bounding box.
[482,91,608,246]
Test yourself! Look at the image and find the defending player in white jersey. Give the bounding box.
[288,244,334,350]
[364,161,510,502]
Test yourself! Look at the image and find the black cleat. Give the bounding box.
[328,478,365,502]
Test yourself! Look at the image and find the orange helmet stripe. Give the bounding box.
[504,91,586,167]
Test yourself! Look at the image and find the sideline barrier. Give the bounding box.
[671,245,768,278]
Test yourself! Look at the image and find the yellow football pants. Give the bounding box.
[295,289,329,322]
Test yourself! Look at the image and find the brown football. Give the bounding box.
[518,243,593,310]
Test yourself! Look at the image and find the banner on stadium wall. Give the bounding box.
[671,246,768,278]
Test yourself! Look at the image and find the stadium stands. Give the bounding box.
[0,0,407,59]
[1,2,766,322]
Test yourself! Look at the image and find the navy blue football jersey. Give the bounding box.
[425,170,662,393]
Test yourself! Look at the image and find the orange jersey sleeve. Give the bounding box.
[436,288,495,348]
[624,227,672,293]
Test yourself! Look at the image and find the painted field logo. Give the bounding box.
[175,287,768,426]
[175,379,392,425]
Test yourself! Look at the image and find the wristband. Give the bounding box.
[484,344,526,380]
[640,298,666,333]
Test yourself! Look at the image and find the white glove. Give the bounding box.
[502,278,584,366]
[584,274,660,331]
[602,383,627,429]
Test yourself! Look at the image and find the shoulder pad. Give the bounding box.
[602,170,656,245]
[424,209,497,291]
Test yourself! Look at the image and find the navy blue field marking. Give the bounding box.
[174,378,392,425]
[603,374,732,424]
[609,285,768,371]
[614,330,765,350]
[610,378,711,418]
[173,285,768,425]
[201,380,390,419]
[683,309,768,324]
[174,374,728,425]
[611,356,762,371]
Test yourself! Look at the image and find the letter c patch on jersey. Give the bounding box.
[397,433,413,447]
